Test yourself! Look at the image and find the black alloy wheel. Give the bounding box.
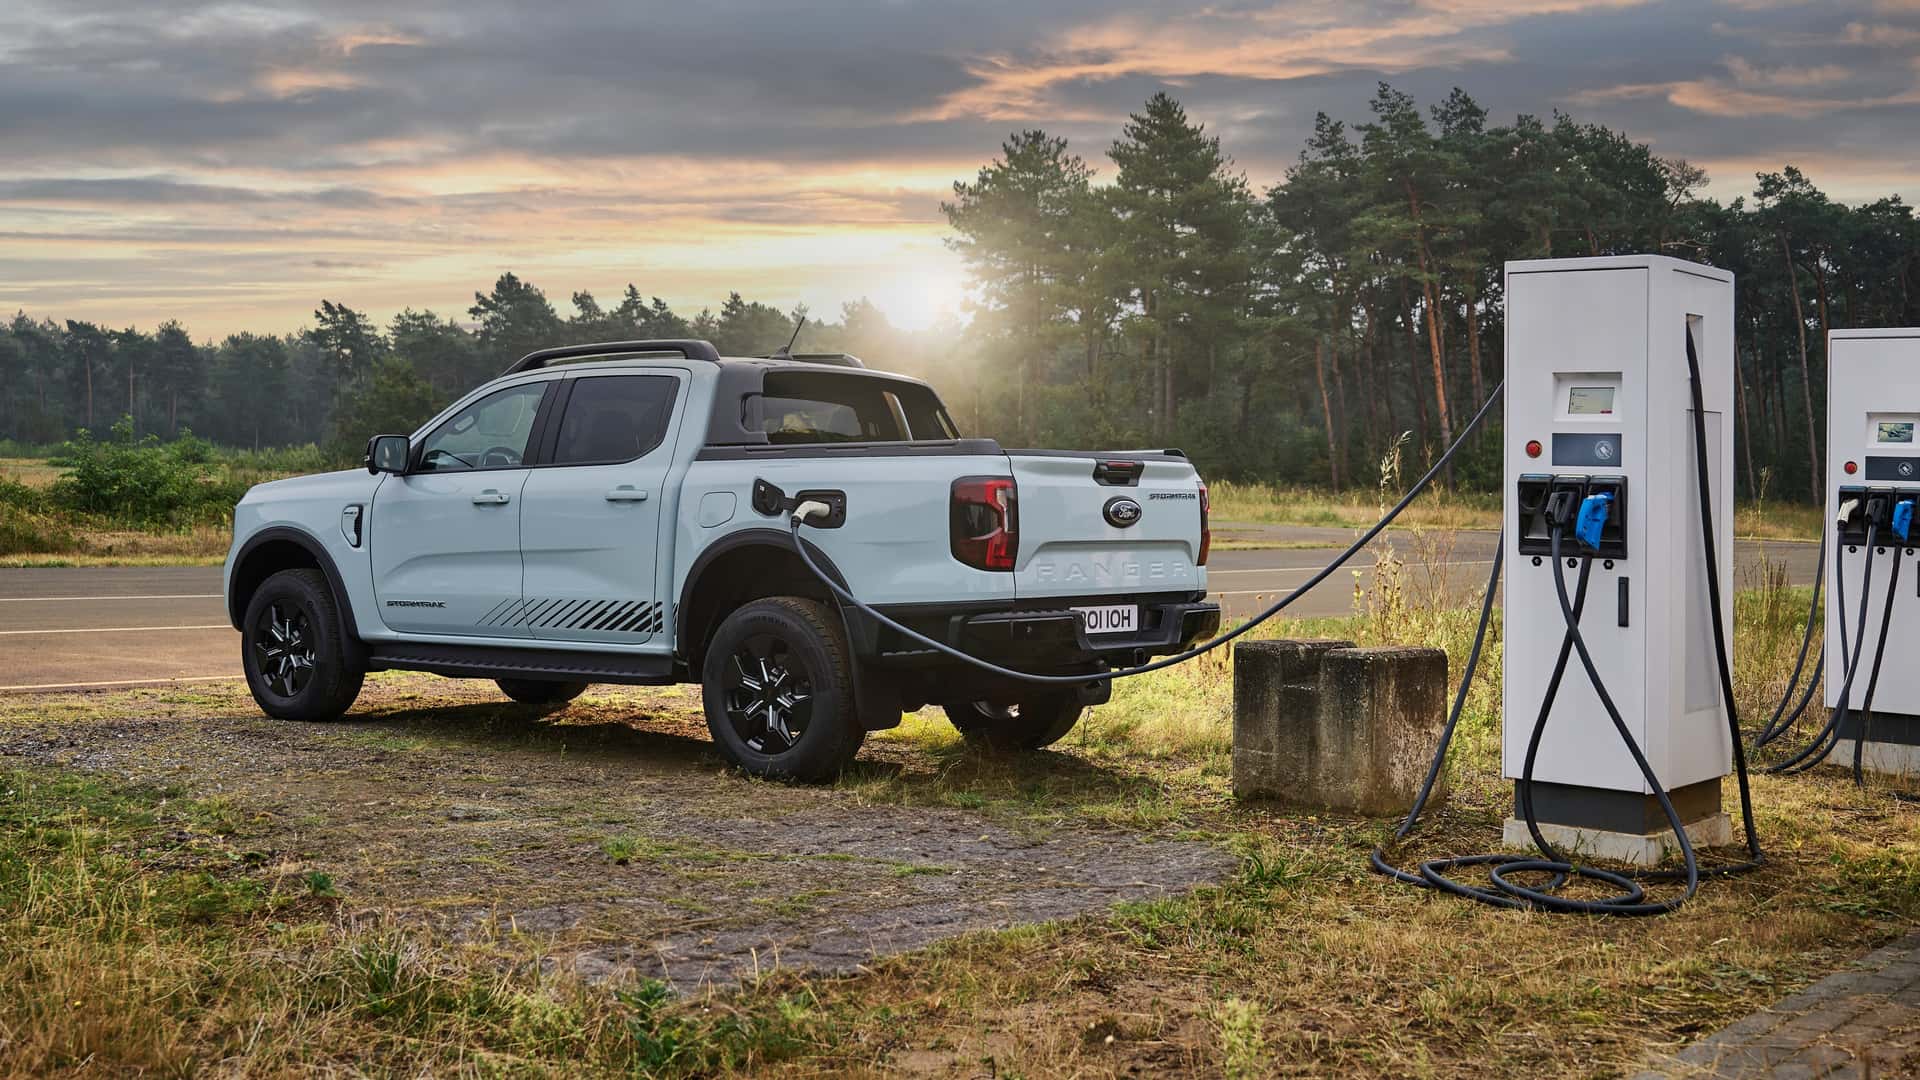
[240,567,366,722]
[722,634,816,754]
[700,597,863,781]
[252,599,316,698]
[943,693,1085,750]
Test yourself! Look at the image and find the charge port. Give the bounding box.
[1517,474,1555,556]
[1519,475,1591,557]
[1584,476,1628,559]
[1837,486,1869,547]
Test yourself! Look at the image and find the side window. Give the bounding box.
[417,382,546,473]
[550,375,681,466]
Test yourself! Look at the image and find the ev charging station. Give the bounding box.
[1824,329,1920,776]
[1501,255,1736,863]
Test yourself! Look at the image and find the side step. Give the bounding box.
[367,642,677,685]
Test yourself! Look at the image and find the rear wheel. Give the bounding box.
[943,693,1084,750]
[496,679,589,705]
[701,597,864,781]
[241,568,365,722]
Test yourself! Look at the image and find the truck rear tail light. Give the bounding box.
[951,476,1017,571]
[1198,481,1212,566]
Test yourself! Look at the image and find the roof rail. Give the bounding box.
[761,351,867,369]
[501,339,722,377]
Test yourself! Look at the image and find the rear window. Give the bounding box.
[755,371,958,444]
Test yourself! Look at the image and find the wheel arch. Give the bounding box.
[228,526,365,666]
[676,528,850,673]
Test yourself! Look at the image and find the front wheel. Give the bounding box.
[701,597,864,782]
[241,568,365,722]
[943,694,1084,750]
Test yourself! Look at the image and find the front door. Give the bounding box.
[370,380,552,637]
[518,371,684,644]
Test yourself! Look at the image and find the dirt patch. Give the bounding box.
[0,676,1232,992]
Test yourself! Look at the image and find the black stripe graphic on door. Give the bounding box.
[478,599,663,634]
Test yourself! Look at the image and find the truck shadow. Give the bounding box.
[342,699,723,772]
[341,698,1175,817]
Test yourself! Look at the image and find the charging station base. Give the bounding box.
[1826,711,1920,779]
[1502,778,1732,867]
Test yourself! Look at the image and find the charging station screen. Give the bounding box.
[1877,421,1916,445]
[1567,386,1616,416]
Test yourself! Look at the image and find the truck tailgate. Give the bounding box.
[1007,452,1205,600]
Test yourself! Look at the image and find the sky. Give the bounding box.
[2,0,1917,340]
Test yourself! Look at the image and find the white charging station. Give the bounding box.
[1825,329,1920,776]
[1501,255,1736,863]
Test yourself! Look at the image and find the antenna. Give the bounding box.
[769,316,806,361]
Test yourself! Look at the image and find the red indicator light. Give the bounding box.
[1525,440,1543,459]
[1844,460,1859,475]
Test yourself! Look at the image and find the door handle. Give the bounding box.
[472,489,511,505]
[605,486,649,502]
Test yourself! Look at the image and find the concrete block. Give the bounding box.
[1232,639,1450,816]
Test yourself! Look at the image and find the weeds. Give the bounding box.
[1215,997,1268,1080]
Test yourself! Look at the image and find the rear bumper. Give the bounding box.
[852,592,1220,671]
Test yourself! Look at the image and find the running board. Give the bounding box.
[367,642,677,685]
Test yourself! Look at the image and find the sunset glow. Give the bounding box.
[3,0,1917,338]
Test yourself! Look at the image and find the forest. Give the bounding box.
[3,84,1916,503]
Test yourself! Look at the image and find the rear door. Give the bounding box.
[369,379,553,637]
[1006,453,1205,601]
[516,371,685,644]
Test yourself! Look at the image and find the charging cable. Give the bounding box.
[1769,518,1881,775]
[1852,495,1915,785]
[784,382,1506,687]
[1751,524,1826,750]
[1750,497,1845,749]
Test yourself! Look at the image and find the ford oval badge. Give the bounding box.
[1103,496,1143,529]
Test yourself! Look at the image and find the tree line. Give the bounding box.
[4,84,1916,500]
[0,280,950,459]
[944,86,1919,501]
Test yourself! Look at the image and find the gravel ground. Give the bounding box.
[0,675,1233,992]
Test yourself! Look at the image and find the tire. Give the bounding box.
[943,694,1084,750]
[496,678,589,705]
[701,597,864,782]
[241,568,366,722]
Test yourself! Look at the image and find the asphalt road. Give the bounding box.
[0,526,1822,693]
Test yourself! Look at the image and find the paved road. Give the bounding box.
[0,526,1822,693]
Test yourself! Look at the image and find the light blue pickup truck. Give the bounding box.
[224,340,1219,779]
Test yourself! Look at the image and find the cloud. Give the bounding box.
[1,0,1918,335]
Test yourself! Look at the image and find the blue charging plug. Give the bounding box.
[1895,498,1915,543]
[1575,492,1613,551]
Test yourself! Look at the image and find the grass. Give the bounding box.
[0,547,1912,1075]
[0,446,1887,1076]
[0,766,826,1076]
[1209,478,1823,543]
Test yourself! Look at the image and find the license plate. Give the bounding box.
[1073,604,1137,635]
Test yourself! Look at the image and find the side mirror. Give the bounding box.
[365,434,410,475]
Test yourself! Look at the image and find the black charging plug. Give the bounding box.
[1545,489,1580,530]
[1866,491,1893,528]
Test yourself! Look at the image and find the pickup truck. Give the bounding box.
[224,339,1219,780]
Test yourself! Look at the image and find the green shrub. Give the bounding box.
[0,480,75,554]
[48,417,244,527]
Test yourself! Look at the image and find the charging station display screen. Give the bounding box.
[1567,386,1616,416]
[1877,421,1916,445]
